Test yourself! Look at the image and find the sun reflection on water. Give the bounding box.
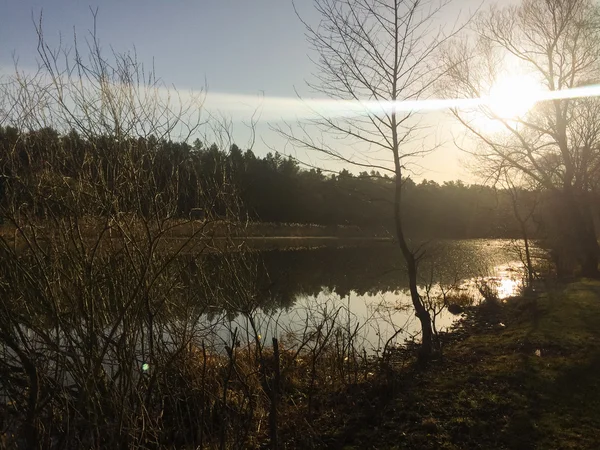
[497,277,521,299]
[460,263,524,301]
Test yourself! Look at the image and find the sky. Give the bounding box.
[0,0,498,183]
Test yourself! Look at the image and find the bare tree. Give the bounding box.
[500,169,538,286]
[0,13,267,448]
[275,0,465,360]
[441,0,600,276]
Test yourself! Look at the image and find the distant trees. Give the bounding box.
[442,0,600,276]
[0,122,534,240]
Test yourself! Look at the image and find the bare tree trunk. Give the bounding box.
[269,337,280,450]
[506,181,536,285]
[393,173,433,361]
[564,188,599,277]
[523,233,534,286]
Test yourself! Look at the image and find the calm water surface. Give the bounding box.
[217,239,533,351]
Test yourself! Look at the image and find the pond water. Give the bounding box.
[0,238,537,399]
[213,239,534,352]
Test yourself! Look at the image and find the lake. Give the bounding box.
[203,238,536,353]
[0,238,537,406]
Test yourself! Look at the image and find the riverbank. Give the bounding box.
[298,279,600,449]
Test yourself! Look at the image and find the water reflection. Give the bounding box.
[208,239,530,351]
[256,240,523,305]
[458,263,525,301]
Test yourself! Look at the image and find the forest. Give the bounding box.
[0,125,543,239]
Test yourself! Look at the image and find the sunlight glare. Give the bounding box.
[487,74,543,119]
[497,278,519,299]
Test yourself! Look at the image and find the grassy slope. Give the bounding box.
[322,280,600,449]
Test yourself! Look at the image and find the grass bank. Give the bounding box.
[309,280,600,449]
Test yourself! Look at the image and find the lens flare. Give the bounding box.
[205,83,600,121]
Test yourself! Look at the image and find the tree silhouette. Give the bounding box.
[275,0,467,359]
[442,0,600,276]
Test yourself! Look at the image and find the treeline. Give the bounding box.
[231,148,528,238]
[0,126,533,238]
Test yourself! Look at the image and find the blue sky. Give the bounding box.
[0,0,315,94]
[0,0,494,182]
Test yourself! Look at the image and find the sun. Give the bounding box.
[487,74,543,119]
